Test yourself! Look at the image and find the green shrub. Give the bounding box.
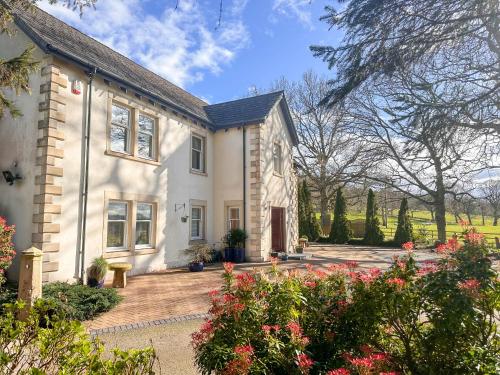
[299,181,322,241]
[364,189,384,245]
[0,300,157,374]
[43,282,122,321]
[225,228,248,248]
[193,230,498,374]
[329,188,352,243]
[394,197,414,245]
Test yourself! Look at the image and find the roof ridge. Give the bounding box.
[205,90,284,108]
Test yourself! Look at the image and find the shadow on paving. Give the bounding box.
[98,318,203,375]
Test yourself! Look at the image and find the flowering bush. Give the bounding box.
[0,300,157,374]
[193,229,499,374]
[0,217,15,288]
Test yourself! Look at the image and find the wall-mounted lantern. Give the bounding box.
[71,80,82,95]
[2,162,22,186]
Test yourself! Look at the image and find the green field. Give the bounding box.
[318,210,500,243]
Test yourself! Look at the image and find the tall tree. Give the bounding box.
[394,198,414,246]
[273,71,370,229]
[311,0,500,134]
[329,188,351,244]
[1,0,96,118]
[364,189,384,245]
[481,179,500,226]
[350,82,496,242]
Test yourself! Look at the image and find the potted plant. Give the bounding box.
[224,228,248,263]
[87,256,108,288]
[295,245,304,254]
[185,243,214,272]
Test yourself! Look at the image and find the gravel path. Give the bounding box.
[97,318,202,375]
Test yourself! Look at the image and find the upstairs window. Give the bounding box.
[137,114,155,159]
[273,143,282,174]
[110,105,131,153]
[191,134,205,173]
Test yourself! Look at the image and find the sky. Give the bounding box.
[39,0,341,104]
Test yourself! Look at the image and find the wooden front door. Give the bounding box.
[271,207,285,252]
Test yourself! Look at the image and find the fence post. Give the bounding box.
[495,237,500,250]
[17,247,43,320]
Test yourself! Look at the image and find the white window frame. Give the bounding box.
[135,202,153,248]
[191,205,205,240]
[110,104,131,154]
[106,200,129,251]
[137,113,155,160]
[227,206,241,231]
[273,143,282,175]
[191,134,205,173]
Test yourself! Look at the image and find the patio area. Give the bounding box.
[86,244,437,332]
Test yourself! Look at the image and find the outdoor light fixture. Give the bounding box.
[2,162,22,186]
[175,203,189,222]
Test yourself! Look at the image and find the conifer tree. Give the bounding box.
[298,180,321,241]
[364,189,384,245]
[329,188,351,244]
[298,181,309,238]
[394,197,414,245]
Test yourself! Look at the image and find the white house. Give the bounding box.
[0,5,299,283]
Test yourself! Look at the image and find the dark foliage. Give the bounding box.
[329,188,351,243]
[394,198,414,245]
[364,189,384,245]
[42,282,122,321]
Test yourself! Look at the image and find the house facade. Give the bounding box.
[0,6,298,283]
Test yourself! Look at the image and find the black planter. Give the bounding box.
[87,278,105,288]
[233,247,245,263]
[224,247,234,262]
[189,262,204,272]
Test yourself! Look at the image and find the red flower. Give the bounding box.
[327,369,350,375]
[386,278,405,288]
[236,272,256,289]
[296,353,314,370]
[223,262,235,273]
[262,325,272,334]
[349,357,374,368]
[380,372,399,375]
[328,263,348,273]
[208,289,219,297]
[402,242,414,251]
[465,231,484,245]
[304,281,317,288]
[286,321,303,336]
[234,345,254,356]
[458,278,481,295]
[345,260,359,269]
[436,243,448,253]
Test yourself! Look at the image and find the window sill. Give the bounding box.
[190,169,208,177]
[189,239,207,245]
[135,247,158,256]
[103,250,132,259]
[105,150,160,166]
[103,247,158,259]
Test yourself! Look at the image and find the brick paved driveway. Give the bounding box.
[86,244,437,331]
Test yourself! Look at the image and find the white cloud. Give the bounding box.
[39,0,250,88]
[272,0,314,29]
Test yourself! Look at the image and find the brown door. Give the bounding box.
[271,207,285,252]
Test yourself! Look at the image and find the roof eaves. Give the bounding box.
[13,14,215,129]
[263,93,299,146]
[214,119,266,130]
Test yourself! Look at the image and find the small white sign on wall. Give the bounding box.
[71,80,82,95]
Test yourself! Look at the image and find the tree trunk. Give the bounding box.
[433,157,447,242]
[466,212,473,225]
[480,207,485,226]
[494,208,498,226]
[435,200,447,243]
[429,208,435,222]
[319,188,329,231]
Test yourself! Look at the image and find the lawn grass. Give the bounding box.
[317,210,500,243]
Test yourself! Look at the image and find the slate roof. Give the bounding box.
[205,91,284,128]
[11,4,298,144]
